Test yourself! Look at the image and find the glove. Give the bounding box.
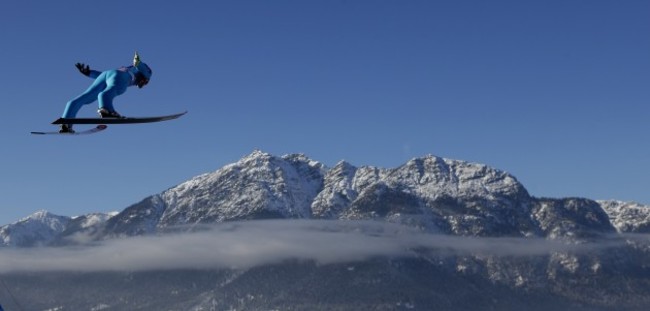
[75,63,91,76]
[135,72,149,88]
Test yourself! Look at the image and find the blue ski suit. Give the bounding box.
[62,62,152,119]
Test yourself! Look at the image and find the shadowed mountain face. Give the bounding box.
[1,151,649,311]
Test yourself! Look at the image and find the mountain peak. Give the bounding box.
[16,210,70,227]
[395,154,527,201]
[240,149,273,163]
[21,209,51,221]
[1,210,71,247]
[238,150,324,171]
[151,150,326,227]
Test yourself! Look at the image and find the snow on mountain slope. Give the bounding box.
[312,155,528,218]
[316,155,536,236]
[599,200,650,233]
[103,195,168,237]
[311,161,386,219]
[98,151,546,238]
[156,151,325,226]
[0,210,71,247]
[0,210,119,247]
[73,212,118,228]
[6,151,645,245]
[533,198,616,240]
[389,156,528,201]
[54,212,119,244]
[2,151,650,311]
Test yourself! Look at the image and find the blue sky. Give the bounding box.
[0,0,648,225]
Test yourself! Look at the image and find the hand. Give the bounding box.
[137,78,149,88]
[75,63,91,76]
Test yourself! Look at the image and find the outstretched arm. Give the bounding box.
[75,63,101,79]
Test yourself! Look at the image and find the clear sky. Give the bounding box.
[0,0,648,225]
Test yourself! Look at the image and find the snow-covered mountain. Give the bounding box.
[599,200,650,233]
[3,150,648,244]
[96,150,644,242]
[2,150,650,310]
[0,210,70,247]
[0,210,117,247]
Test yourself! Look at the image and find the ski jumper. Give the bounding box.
[62,56,152,119]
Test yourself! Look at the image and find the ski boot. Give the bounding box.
[98,108,125,119]
[59,124,75,134]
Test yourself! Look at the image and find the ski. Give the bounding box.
[31,125,108,136]
[51,111,187,125]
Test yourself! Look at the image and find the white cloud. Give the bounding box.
[0,220,645,273]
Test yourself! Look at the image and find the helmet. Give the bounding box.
[133,51,152,88]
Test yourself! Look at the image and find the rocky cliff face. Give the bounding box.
[599,200,650,233]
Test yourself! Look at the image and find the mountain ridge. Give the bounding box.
[2,151,650,310]
[2,150,648,246]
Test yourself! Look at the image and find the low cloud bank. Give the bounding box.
[0,220,646,272]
